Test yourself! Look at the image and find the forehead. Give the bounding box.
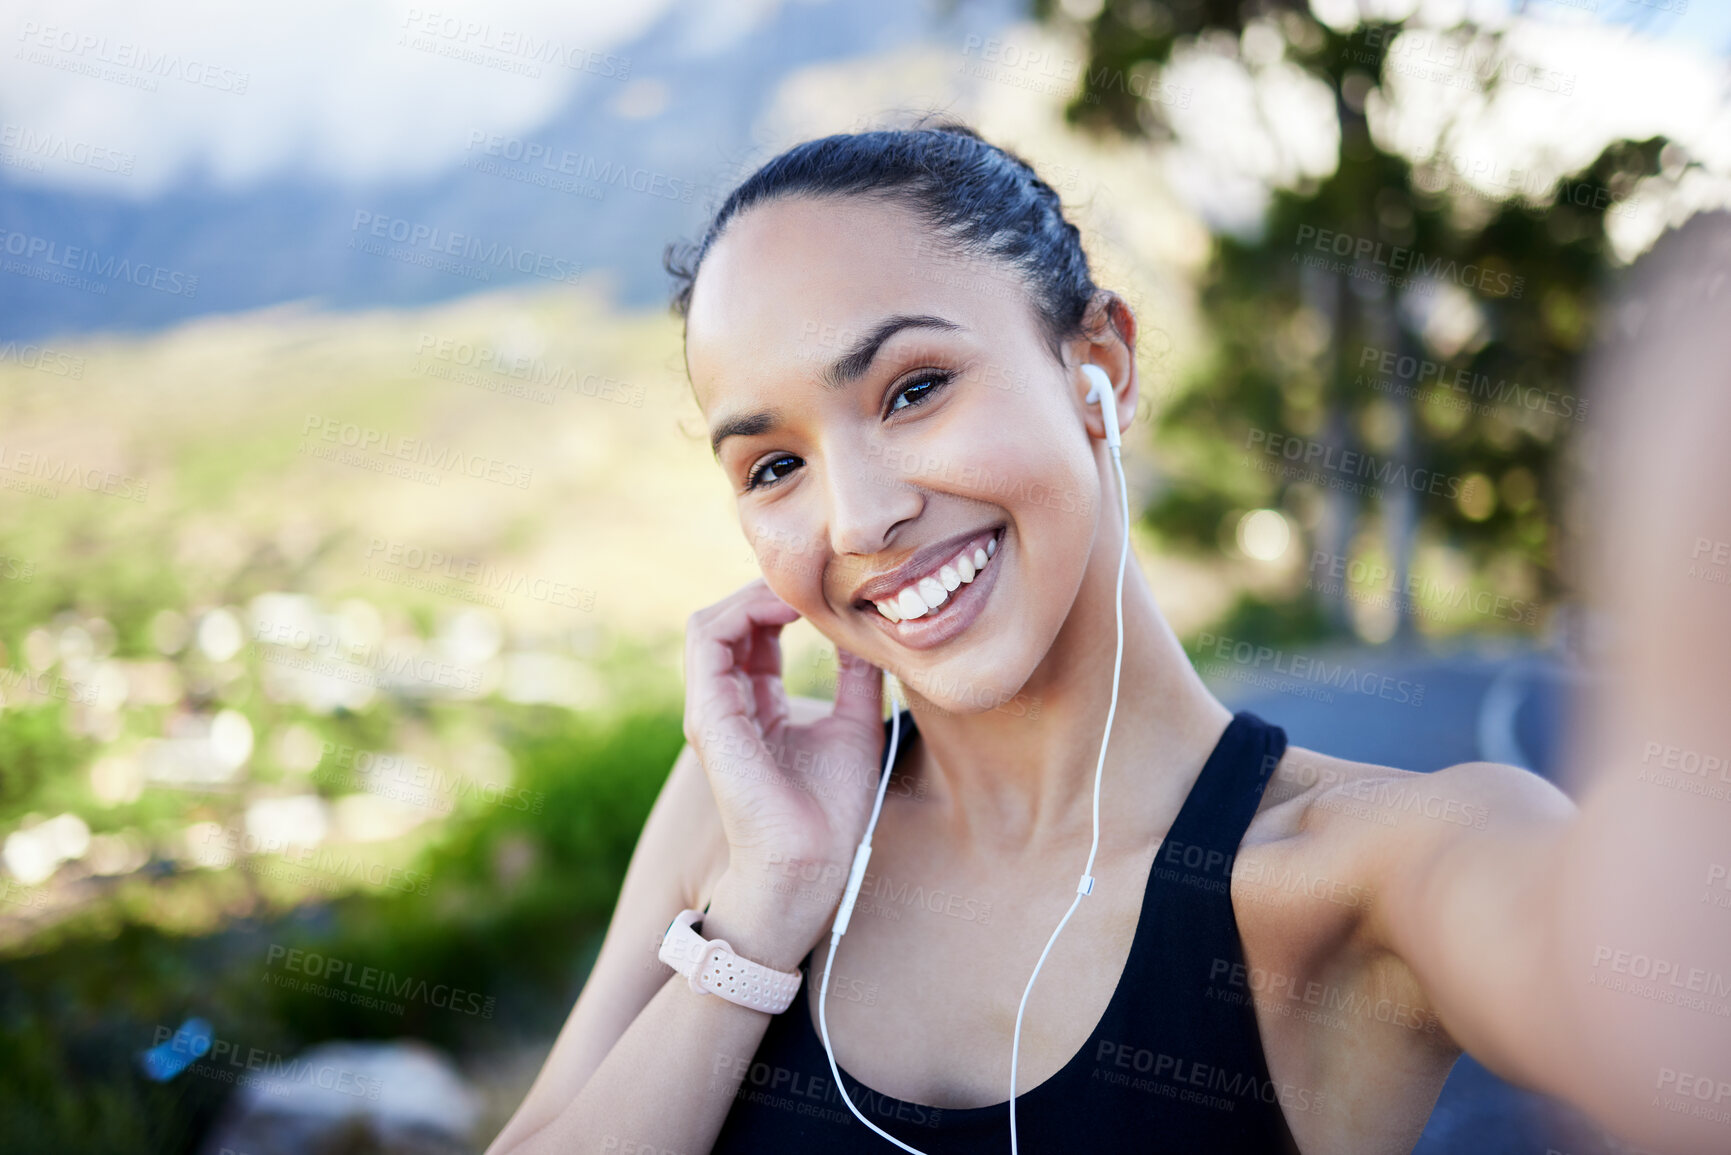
[684,195,1028,411]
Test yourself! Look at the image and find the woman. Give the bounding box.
[489,125,1730,1153]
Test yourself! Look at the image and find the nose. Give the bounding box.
[822,435,922,559]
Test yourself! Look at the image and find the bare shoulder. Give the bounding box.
[1233,742,1577,937]
[1227,744,1579,1060]
[1252,744,1576,846]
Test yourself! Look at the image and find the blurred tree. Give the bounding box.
[1039,0,1677,643]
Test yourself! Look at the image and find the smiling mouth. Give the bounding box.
[854,526,1003,624]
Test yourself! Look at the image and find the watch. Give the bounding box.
[658,907,803,1014]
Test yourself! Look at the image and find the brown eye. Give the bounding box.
[888,370,954,414]
[745,453,802,491]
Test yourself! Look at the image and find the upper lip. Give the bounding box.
[847,524,1003,607]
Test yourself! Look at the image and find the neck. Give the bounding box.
[898,546,1232,860]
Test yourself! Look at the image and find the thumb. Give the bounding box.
[830,647,885,731]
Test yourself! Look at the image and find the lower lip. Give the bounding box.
[861,529,1005,651]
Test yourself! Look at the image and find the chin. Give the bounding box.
[887,630,1048,720]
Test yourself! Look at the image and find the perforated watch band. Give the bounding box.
[658,907,803,1014]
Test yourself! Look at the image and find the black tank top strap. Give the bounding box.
[1155,711,1287,888]
[881,706,917,772]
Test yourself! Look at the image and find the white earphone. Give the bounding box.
[817,362,1132,1154]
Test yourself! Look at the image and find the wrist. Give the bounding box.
[701,869,834,973]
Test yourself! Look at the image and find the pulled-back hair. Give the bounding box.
[665,121,1100,362]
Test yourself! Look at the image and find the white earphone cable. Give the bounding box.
[818,696,928,1152]
[1007,441,1128,1153]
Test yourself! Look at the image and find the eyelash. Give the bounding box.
[742,369,955,492]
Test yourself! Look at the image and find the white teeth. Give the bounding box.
[870,534,1001,626]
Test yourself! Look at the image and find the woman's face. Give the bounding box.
[686,194,1122,715]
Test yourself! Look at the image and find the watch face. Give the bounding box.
[659,908,702,969]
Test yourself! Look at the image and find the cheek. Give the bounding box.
[1007,459,1097,613]
[967,398,1099,604]
[744,518,827,601]
[935,390,1096,524]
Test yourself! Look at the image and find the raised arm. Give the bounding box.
[485,739,733,1154]
[487,581,891,1153]
[1366,214,1731,1154]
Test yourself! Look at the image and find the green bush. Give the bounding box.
[0,704,93,823]
[0,698,686,1153]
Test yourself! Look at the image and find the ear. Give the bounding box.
[1069,291,1139,446]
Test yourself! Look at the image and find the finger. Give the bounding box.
[740,598,794,729]
[741,615,787,697]
[685,582,800,686]
[741,610,786,676]
[684,583,801,736]
[753,666,791,735]
[686,634,756,744]
[689,578,799,639]
[831,647,885,733]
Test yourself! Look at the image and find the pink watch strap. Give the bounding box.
[658,907,802,1014]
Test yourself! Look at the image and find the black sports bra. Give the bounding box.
[710,709,1302,1153]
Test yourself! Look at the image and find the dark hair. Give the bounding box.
[665,122,1100,362]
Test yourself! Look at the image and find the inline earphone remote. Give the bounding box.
[817,362,1132,1154]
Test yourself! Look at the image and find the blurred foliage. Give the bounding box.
[1039,0,1681,641]
[1185,589,1333,655]
[0,516,189,664]
[0,168,748,1154]
[0,267,718,1151]
[0,704,92,817]
[0,699,683,1154]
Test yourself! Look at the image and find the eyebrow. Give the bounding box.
[709,313,963,457]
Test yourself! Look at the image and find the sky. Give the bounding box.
[0,0,1724,341]
[2,0,1723,201]
[0,0,680,194]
